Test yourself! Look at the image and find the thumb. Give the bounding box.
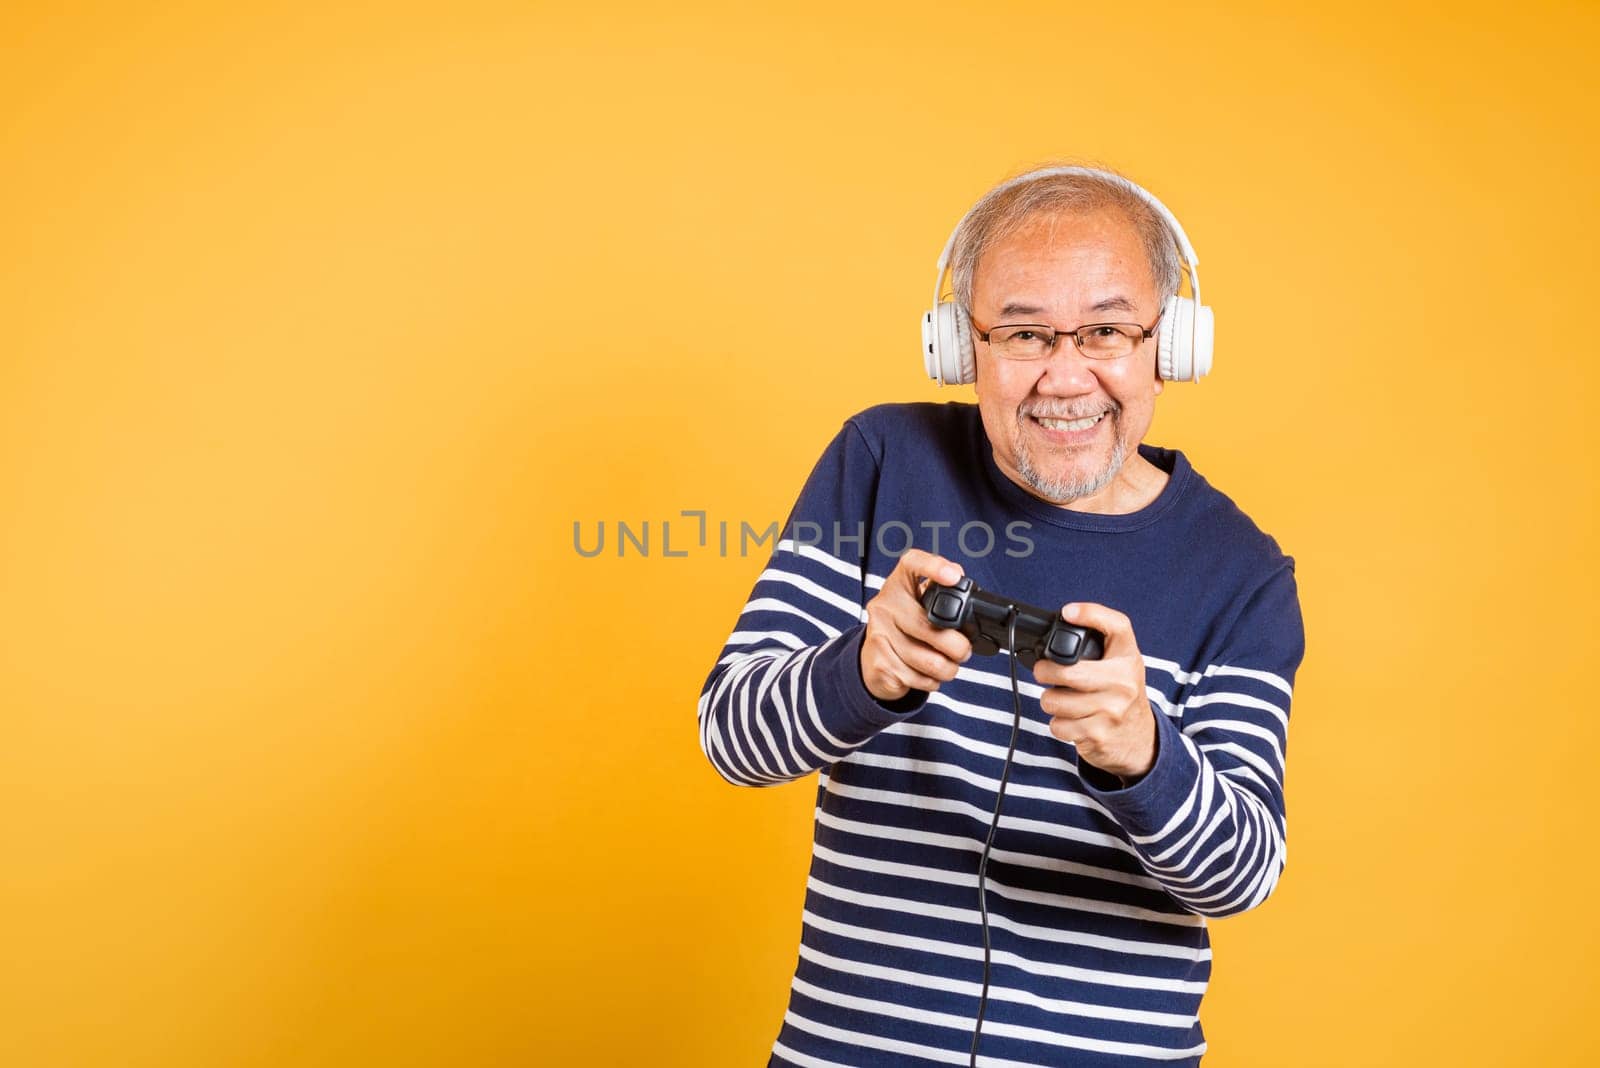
[1061,601,1133,654]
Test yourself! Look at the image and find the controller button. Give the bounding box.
[931,592,964,623]
[1047,629,1082,661]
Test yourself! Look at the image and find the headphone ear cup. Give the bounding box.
[932,301,976,386]
[1157,296,1215,382]
[1157,296,1188,382]
[951,304,975,385]
[922,306,941,382]
[1191,303,1214,379]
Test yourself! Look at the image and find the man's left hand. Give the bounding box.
[1033,602,1157,782]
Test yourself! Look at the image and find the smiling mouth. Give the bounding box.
[1032,412,1106,432]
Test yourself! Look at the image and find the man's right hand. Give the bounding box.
[859,550,974,702]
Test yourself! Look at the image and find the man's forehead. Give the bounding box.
[974,209,1156,314]
[997,295,1141,319]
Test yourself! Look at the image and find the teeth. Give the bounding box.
[1036,413,1104,432]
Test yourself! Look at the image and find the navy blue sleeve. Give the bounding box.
[1080,564,1306,917]
[696,420,927,786]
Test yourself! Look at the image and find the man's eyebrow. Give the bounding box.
[1089,295,1138,314]
[998,302,1046,319]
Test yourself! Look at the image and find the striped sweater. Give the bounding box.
[698,402,1305,1067]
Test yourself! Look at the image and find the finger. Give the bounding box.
[871,563,973,663]
[899,605,974,663]
[893,549,963,594]
[904,674,944,693]
[1030,657,1112,690]
[880,651,946,695]
[884,626,965,683]
[861,633,944,698]
[1048,715,1100,749]
[1039,688,1107,721]
[882,662,945,695]
[1061,601,1136,655]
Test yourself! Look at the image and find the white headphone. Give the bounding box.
[920,166,1214,386]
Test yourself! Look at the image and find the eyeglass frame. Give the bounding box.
[968,309,1165,361]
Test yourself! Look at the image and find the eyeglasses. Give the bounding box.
[970,311,1163,362]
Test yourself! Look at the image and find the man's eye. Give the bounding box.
[1011,330,1041,342]
[1088,326,1120,339]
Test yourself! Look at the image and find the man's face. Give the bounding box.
[969,207,1165,511]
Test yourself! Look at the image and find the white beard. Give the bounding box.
[1015,422,1126,505]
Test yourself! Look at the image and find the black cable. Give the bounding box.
[970,607,1024,1067]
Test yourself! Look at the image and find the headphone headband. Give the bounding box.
[932,166,1200,308]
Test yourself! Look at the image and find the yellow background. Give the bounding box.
[2,2,1595,1065]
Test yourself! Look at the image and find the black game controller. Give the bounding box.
[921,577,1106,668]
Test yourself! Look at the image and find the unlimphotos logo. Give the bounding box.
[572,511,1034,560]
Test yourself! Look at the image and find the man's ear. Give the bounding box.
[1152,368,1164,396]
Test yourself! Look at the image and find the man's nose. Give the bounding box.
[1034,338,1101,393]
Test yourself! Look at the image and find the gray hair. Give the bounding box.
[950,164,1183,316]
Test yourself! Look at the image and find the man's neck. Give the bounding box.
[1052,451,1170,515]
